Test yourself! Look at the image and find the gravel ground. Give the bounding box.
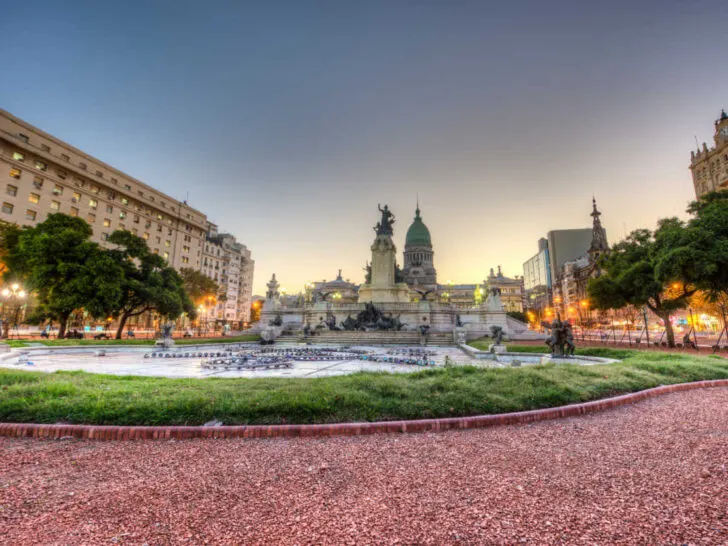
[1,389,727,545]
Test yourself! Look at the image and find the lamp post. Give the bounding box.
[1,283,27,339]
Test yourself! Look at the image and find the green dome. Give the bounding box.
[405,208,432,247]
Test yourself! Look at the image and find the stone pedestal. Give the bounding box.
[155,338,175,349]
[0,343,10,354]
[358,234,410,304]
[489,344,507,354]
[454,327,466,344]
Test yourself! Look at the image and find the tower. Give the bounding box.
[402,203,437,289]
[587,197,609,266]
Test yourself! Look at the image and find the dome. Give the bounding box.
[405,207,432,247]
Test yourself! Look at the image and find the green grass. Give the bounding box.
[2,334,260,347]
[468,340,635,360]
[1,348,726,426]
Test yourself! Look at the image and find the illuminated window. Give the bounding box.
[25,209,37,221]
[163,252,169,260]
[61,154,70,162]
[119,211,127,220]
[53,184,63,196]
[28,193,40,204]
[181,256,189,264]
[183,245,190,253]
[89,199,98,209]
[91,186,99,194]
[33,176,44,189]
[87,213,96,223]
[121,198,129,205]
[2,202,14,214]
[41,144,51,152]
[157,214,163,220]
[34,161,47,171]
[105,205,113,213]
[71,191,81,203]
[57,170,67,180]
[164,240,171,247]
[12,152,24,162]
[9,168,21,179]
[6,184,18,197]
[142,232,149,240]
[69,207,79,217]
[103,218,111,227]
[50,200,60,211]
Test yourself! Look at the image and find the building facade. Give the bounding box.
[485,266,524,312]
[202,224,254,327]
[690,109,728,199]
[0,108,254,324]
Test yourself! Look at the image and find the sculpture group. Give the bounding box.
[543,315,576,357]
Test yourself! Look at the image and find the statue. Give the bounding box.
[265,274,280,301]
[341,315,359,331]
[490,325,505,345]
[269,314,283,327]
[542,315,575,357]
[455,314,464,327]
[375,204,395,236]
[161,323,173,339]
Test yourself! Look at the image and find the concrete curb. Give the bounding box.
[1,379,726,441]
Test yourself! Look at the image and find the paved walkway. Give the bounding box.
[1,388,727,545]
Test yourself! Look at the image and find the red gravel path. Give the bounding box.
[1,389,727,545]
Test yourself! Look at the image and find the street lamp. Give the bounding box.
[1,283,27,339]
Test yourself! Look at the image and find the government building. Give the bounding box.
[0,108,254,327]
[690,109,728,198]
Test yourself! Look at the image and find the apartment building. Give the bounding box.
[0,108,254,325]
[202,224,254,327]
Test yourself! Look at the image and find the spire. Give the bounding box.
[588,197,609,257]
[721,109,728,121]
[415,194,420,218]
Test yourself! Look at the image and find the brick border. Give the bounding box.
[1,380,726,441]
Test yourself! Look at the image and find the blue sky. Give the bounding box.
[2,0,727,293]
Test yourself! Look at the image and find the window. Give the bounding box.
[102,233,109,241]
[12,152,25,162]
[61,154,70,162]
[103,218,111,227]
[165,240,171,247]
[75,177,85,187]
[89,199,98,209]
[87,213,96,223]
[119,223,126,229]
[138,191,144,197]
[181,256,190,264]
[132,228,138,235]
[25,209,37,221]
[168,229,172,236]
[163,252,169,260]
[183,245,190,253]
[69,207,79,217]
[1,202,14,214]
[161,201,166,208]
[121,198,129,205]
[144,221,151,229]
[79,162,87,170]
[6,184,18,197]
[91,186,99,194]
[119,211,127,220]
[124,184,131,191]
[57,170,67,180]
[41,144,51,152]
[53,184,64,196]
[9,168,21,179]
[105,205,113,213]
[111,177,118,185]
[95,170,103,178]
[50,200,60,211]
[107,191,116,200]
[28,193,40,204]
[143,232,149,240]
[133,214,140,224]
[34,161,47,171]
[17,134,29,143]
[157,224,162,232]
[149,196,155,202]
[155,236,161,244]
[157,214,163,220]
[71,191,81,203]
[33,176,44,189]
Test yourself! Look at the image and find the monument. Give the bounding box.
[357,205,411,304]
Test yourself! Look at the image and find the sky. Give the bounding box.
[2,0,727,295]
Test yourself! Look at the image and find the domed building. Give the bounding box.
[402,205,437,290]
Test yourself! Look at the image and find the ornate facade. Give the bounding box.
[690,109,728,198]
[402,205,437,290]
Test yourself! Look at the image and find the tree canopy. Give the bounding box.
[179,267,219,303]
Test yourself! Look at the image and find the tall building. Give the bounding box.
[690,109,728,198]
[0,108,254,316]
[485,266,524,313]
[545,228,593,287]
[402,204,437,290]
[523,238,551,311]
[202,224,254,327]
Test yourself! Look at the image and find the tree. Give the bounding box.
[179,267,219,302]
[107,230,195,339]
[686,192,728,304]
[4,214,124,337]
[587,219,697,348]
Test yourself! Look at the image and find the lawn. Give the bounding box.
[1,346,726,426]
[1,334,260,347]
